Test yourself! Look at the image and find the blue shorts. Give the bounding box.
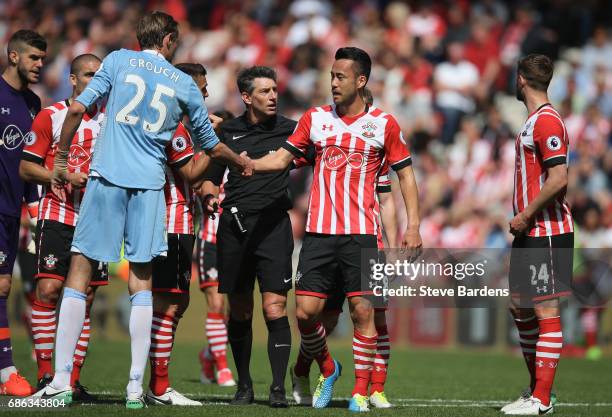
[0,214,19,275]
[72,176,168,263]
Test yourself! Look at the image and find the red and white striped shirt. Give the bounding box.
[164,123,196,235]
[284,105,411,236]
[198,173,227,244]
[513,104,573,237]
[23,100,104,226]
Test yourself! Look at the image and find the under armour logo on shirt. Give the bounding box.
[0,107,9,115]
[322,124,334,131]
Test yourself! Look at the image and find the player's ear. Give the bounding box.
[357,74,367,90]
[162,32,175,51]
[241,91,252,106]
[8,50,18,66]
[69,73,77,88]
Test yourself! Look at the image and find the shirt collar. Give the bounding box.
[142,49,166,61]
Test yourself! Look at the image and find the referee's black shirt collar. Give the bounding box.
[241,112,279,130]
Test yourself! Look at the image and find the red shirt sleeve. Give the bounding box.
[533,114,568,168]
[23,109,53,163]
[166,122,194,167]
[383,115,412,171]
[283,108,314,157]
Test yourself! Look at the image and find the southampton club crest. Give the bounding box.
[361,121,378,138]
[44,254,58,270]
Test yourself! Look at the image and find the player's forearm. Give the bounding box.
[522,168,568,221]
[19,160,52,185]
[379,192,398,247]
[179,154,211,185]
[207,143,245,171]
[55,103,85,172]
[253,148,293,173]
[397,167,420,230]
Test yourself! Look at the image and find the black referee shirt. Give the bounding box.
[204,113,297,213]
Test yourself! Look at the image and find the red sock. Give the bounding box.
[149,312,177,396]
[370,325,390,395]
[70,313,91,385]
[297,322,335,377]
[533,317,562,406]
[352,331,377,397]
[32,300,56,380]
[581,308,598,348]
[206,312,228,370]
[512,312,539,391]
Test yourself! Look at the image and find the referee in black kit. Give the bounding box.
[201,66,296,407]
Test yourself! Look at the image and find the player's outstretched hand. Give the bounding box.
[401,227,423,262]
[509,212,531,236]
[240,151,254,177]
[50,168,70,202]
[67,172,88,189]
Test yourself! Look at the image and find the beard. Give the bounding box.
[18,65,38,84]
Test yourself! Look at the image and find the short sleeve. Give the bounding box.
[166,123,194,168]
[181,78,219,151]
[533,114,568,168]
[76,51,116,109]
[23,109,53,164]
[282,109,314,158]
[383,115,412,171]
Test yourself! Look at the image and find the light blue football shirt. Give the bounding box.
[76,49,219,190]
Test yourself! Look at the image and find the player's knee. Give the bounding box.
[206,294,225,314]
[175,295,190,319]
[36,279,62,305]
[350,299,373,325]
[263,300,286,321]
[229,295,253,321]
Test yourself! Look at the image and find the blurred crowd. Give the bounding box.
[1,0,611,250]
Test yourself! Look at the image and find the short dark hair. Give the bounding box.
[70,54,101,75]
[517,54,554,92]
[136,11,178,50]
[236,66,277,94]
[335,47,372,82]
[7,30,47,56]
[174,63,207,77]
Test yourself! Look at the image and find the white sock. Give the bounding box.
[51,289,86,389]
[126,291,153,397]
[0,366,17,383]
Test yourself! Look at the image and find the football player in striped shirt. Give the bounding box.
[251,47,422,412]
[20,54,106,401]
[503,54,573,416]
[146,63,222,406]
[196,112,236,388]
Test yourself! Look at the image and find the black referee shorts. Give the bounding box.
[509,232,574,306]
[217,209,293,295]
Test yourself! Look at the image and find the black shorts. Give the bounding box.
[35,220,108,286]
[295,233,378,299]
[509,233,574,305]
[152,233,195,293]
[217,209,293,295]
[196,239,219,289]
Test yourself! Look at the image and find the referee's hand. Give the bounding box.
[240,151,254,177]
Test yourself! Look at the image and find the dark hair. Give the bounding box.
[213,110,235,122]
[236,66,277,94]
[363,87,374,106]
[174,63,207,77]
[70,54,101,75]
[335,47,372,82]
[517,54,554,92]
[7,30,47,56]
[136,11,178,50]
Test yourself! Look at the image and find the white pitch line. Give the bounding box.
[88,392,612,407]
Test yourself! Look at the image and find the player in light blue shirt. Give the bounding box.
[34,12,252,408]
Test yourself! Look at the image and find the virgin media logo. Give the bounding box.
[322,146,363,171]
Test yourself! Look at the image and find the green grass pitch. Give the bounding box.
[1,338,610,416]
